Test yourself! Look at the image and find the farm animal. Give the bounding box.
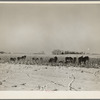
[78,56,89,65]
[54,56,58,63]
[83,56,89,64]
[17,55,26,61]
[78,56,83,65]
[32,57,40,64]
[17,57,21,61]
[10,57,16,62]
[73,57,77,64]
[48,56,58,66]
[32,57,38,61]
[21,55,26,60]
[49,56,58,63]
[65,57,73,64]
[49,58,54,63]
[32,57,35,60]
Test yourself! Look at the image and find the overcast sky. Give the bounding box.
[0,4,100,54]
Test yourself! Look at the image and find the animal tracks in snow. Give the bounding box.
[68,74,77,91]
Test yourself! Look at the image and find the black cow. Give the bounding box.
[10,57,16,62]
[78,56,83,65]
[17,55,26,61]
[65,57,73,64]
[49,58,54,63]
[83,56,89,64]
[49,56,58,65]
[17,57,21,61]
[78,56,89,65]
[21,55,26,60]
[32,57,35,60]
[73,57,77,64]
[54,56,58,63]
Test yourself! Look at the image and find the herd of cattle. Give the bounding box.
[7,55,90,66]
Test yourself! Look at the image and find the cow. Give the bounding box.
[54,56,58,63]
[49,58,54,63]
[17,55,26,64]
[78,56,83,65]
[40,57,43,64]
[83,56,89,64]
[32,57,35,60]
[78,56,89,65]
[21,55,26,60]
[65,57,73,64]
[10,57,16,62]
[73,57,77,64]
[48,56,58,66]
[17,57,21,61]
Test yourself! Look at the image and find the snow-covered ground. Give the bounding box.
[0,63,100,91]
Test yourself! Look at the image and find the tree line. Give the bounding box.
[52,49,85,55]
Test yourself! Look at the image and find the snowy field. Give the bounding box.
[0,63,100,91]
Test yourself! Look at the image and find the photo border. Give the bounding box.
[0,1,100,99]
